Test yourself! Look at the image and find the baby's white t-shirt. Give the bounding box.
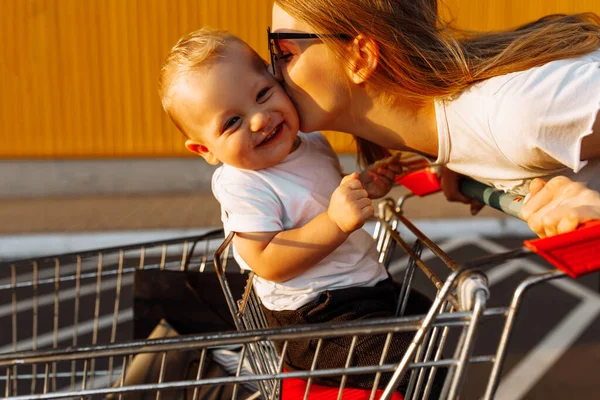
[435,49,600,195]
[212,132,388,311]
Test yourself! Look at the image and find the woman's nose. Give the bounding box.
[250,111,271,132]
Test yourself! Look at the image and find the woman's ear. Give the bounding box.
[185,139,219,165]
[346,35,379,84]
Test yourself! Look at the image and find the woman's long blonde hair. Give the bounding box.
[275,0,600,165]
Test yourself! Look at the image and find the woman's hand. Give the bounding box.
[521,176,600,238]
[358,156,404,199]
[439,167,485,215]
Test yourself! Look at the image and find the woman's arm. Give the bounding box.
[521,113,600,237]
[581,113,600,160]
[442,99,600,223]
[233,173,373,283]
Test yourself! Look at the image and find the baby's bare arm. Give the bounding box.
[233,212,348,283]
[233,173,373,283]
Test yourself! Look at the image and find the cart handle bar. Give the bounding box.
[397,169,600,279]
[459,178,600,279]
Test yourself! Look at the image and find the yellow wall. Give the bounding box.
[1,0,274,158]
[1,0,600,158]
[442,0,600,31]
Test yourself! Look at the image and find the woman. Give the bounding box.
[270,0,600,238]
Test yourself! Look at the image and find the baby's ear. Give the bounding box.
[185,139,219,165]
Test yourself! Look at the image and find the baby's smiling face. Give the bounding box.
[171,41,300,170]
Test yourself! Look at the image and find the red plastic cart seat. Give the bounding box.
[282,377,404,400]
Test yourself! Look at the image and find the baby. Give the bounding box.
[158,28,438,395]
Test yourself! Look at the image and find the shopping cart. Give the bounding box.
[0,230,236,398]
[1,175,599,400]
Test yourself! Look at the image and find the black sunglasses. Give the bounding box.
[267,27,351,74]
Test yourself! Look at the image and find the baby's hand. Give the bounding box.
[359,154,404,199]
[328,173,374,233]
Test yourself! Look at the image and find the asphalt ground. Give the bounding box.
[0,187,513,235]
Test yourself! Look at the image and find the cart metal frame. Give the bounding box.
[1,188,598,400]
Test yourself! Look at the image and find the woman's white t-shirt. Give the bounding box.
[435,49,600,195]
[212,132,388,311]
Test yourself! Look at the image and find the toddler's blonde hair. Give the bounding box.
[158,27,241,136]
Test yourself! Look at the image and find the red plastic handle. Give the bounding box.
[523,221,600,278]
[394,168,441,197]
[395,168,600,279]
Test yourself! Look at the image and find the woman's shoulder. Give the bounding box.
[483,48,600,100]
[462,48,600,132]
[484,49,600,168]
